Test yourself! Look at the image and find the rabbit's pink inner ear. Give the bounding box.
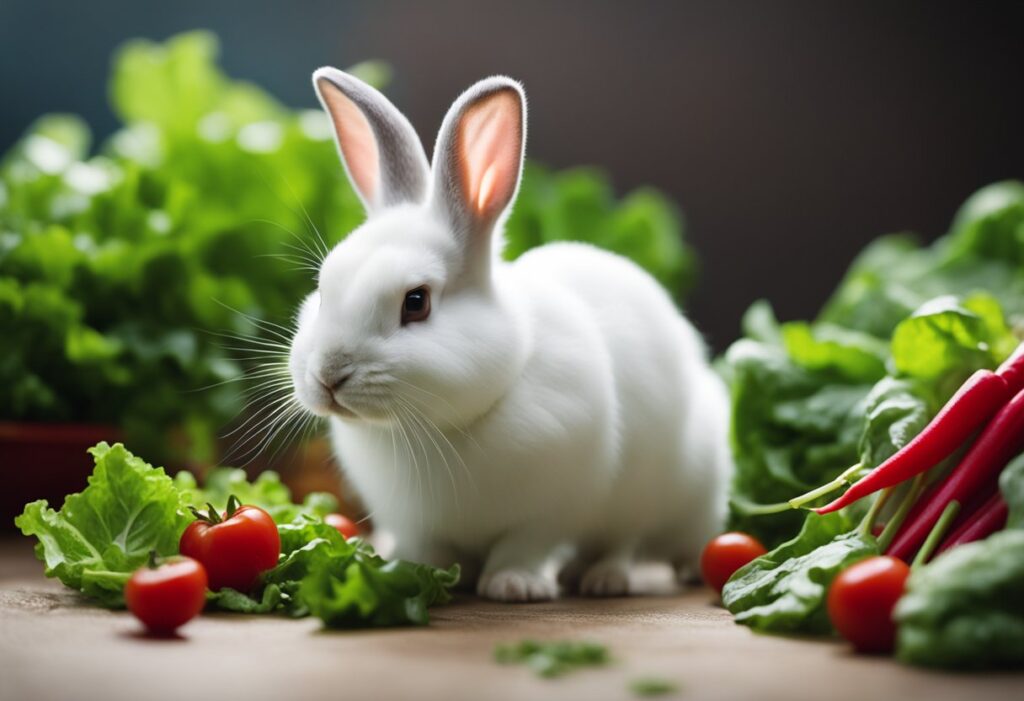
[457,89,522,220]
[318,79,379,205]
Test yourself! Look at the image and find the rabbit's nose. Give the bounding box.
[313,366,353,393]
[329,370,354,392]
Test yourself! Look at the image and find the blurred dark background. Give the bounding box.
[2,0,1022,350]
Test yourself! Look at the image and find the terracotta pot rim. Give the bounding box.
[0,421,121,444]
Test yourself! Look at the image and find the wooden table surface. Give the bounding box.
[1,538,1021,701]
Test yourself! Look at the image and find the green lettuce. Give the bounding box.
[494,640,610,678]
[895,530,1024,669]
[209,515,459,627]
[17,441,457,627]
[721,511,877,634]
[1001,453,1024,530]
[199,504,458,627]
[728,282,1018,547]
[14,442,191,606]
[173,467,338,524]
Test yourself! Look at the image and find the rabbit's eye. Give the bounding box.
[402,286,431,324]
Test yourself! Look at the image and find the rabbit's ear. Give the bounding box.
[313,67,430,213]
[432,77,525,261]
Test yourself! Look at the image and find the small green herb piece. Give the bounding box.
[495,640,610,678]
[630,678,679,696]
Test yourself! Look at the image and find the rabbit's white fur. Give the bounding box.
[288,68,732,601]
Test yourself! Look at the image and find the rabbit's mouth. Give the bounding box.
[329,398,358,419]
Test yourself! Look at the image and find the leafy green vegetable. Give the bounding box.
[208,515,459,627]
[494,640,610,678]
[298,534,460,628]
[14,442,191,607]
[721,511,878,634]
[894,530,1024,669]
[1001,453,1024,530]
[856,377,933,470]
[17,441,457,628]
[173,467,338,524]
[726,188,1023,547]
[889,294,1016,385]
[726,330,874,545]
[0,31,696,467]
[629,678,679,697]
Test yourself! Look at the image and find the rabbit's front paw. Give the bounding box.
[580,559,632,597]
[477,569,558,602]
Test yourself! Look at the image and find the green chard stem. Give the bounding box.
[877,473,927,551]
[788,463,864,510]
[912,500,961,569]
[730,463,867,517]
[729,496,795,516]
[859,487,894,538]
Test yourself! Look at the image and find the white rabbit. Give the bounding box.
[288,67,733,601]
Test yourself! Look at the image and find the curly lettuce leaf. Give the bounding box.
[722,511,878,634]
[173,467,338,524]
[14,442,191,607]
[895,530,1024,669]
[209,515,459,628]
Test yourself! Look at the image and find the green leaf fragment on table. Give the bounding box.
[629,678,679,697]
[495,640,610,678]
[13,442,191,607]
[722,511,878,634]
[895,530,1024,669]
[725,333,874,546]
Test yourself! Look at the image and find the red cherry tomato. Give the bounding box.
[180,499,280,592]
[324,513,360,540]
[125,556,207,634]
[827,555,911,654]
[701,532,768,593]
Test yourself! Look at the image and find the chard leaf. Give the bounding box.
[857,377,934,469]
[1000,453,1024,530]
[890,293,1014,383]
[14,442,191,607]
[782,321,888,382]
[726,338,872,546]
[895,530,1024,669]
[721,511,877,634]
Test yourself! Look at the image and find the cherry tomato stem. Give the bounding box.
[180,503,280,592]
